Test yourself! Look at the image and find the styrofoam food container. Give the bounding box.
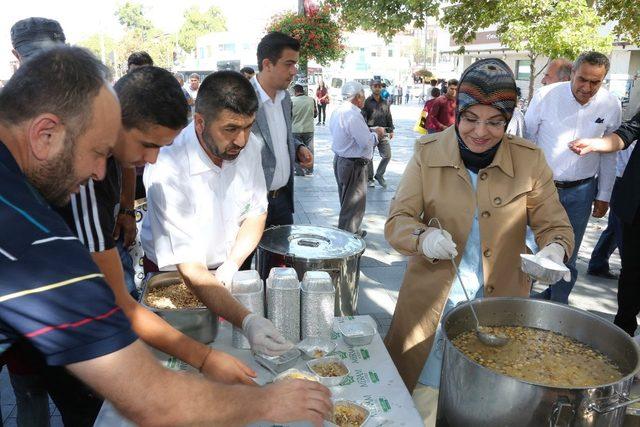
[327,399,370,427]
[297,337,337,359]
[520,254,569,284]
[273,368,320,383]
[253,348,301,374]
[306,356,349,387]
[339,321,376,346]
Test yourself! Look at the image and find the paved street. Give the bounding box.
[0,101,631,425]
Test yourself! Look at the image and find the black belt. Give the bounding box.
[338,156,369,165]
[268,186,287,199]
[554,176,594,189]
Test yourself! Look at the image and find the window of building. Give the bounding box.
[218,43,236,53]
[371,52,377,57]
[388,49,393,57]
[515,60,531,81]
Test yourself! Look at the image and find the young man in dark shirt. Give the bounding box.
[362,78,394,188]
[428,78,458,133]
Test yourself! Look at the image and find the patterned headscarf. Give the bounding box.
[456,58,517,123]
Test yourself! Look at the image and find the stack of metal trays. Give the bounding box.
[266,267,300,343]
[231,270,264,349]
[301,271,335,339]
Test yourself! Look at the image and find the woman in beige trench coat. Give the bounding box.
[383,59,574,425]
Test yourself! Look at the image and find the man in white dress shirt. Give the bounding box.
[248,32,313,277]
[524,51,622,303]
[330,81,385,235]
[142,71,292,356]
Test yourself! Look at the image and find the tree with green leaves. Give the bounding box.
[592,0,640,42]
[177,5,227,54]
[415,69,434,81]
[328,0,619,99]
[267,6,345,86]
[112,2,176,71]
[325,0,438,42]
[116,1,153,33]
[77,33,119,74]
[441,0,612,100]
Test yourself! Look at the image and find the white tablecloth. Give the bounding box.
[94,315,422,426]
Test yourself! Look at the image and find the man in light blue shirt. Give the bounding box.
[330,81,385,235]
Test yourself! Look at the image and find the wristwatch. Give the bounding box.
[118,207,135,217]
[412,227,426,252]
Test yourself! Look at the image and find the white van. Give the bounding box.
[327,76,392,102]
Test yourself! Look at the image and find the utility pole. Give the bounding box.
[422,21,427,99]
[297,0,308,90]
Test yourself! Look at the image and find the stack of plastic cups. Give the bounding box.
[231,270,264,349]
[266,267,301,343]
[301,271,335,339]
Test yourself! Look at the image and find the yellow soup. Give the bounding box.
[451,326,623,388]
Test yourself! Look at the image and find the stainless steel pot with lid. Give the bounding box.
[437,297,640,427]
[256,225,366,316]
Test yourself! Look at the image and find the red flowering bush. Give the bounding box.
[267,7,345,66]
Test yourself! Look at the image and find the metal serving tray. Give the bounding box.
[139,272,218,344]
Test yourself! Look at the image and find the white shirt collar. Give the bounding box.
[183,123,218,176]
[252,75,285,105]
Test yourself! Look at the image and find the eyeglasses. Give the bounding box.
[460,115,507,130]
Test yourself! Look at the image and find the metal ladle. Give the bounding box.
[428,218,508,347]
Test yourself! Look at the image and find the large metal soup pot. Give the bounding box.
[256,225,365,316]
[437,297,640,427]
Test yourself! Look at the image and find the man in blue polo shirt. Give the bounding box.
[0,46,332,426]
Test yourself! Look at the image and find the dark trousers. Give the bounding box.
[317,104,327,124]
[5,342,102,427]
[293,132,314,174]
[588,210,623,273]
[256,186,294,278]
[614,216,640,336]
[333,155,368,234]
[534,178,597,303]
[367,138,391,180]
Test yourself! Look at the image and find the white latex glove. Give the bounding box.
[215,260,239,290]
[421,227,458,260]
[242,313,293,356]
[536,243,571,282]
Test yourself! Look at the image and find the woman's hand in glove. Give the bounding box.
[421,227,458,260]
[535,243,570,282]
